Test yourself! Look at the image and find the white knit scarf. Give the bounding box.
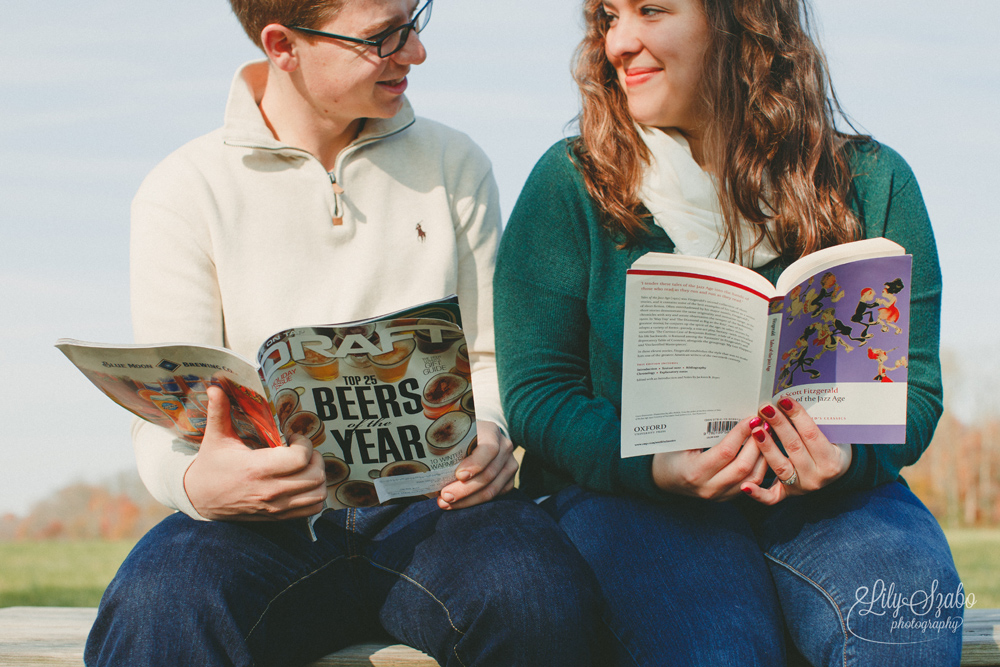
[636,124,778,268]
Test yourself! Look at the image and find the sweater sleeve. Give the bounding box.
[451,159,506,432]
[129,163,224,520]
[827,144,944,492]
[496,144,664,500]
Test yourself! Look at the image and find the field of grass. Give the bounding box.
[1,530,997,608]
[0,540,135,608]
[944,528,1000,609]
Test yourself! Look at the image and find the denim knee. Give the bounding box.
[376,494,602,667]
[545,487,785,666]
[86,514,293,667]
[761,483,964,667]
[462,509,601,665]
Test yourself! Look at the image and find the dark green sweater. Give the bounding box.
[495,139,943,501]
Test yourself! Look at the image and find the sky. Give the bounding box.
[1,0,998,516]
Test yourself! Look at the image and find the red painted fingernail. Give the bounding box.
[779,398,794,411]
[761,405,776,419]
[753,428,766,443]
[749,417,762,429]
[763,423,771,432]
[742,486,753,495]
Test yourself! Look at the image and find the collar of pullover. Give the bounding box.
[221,60,415,154]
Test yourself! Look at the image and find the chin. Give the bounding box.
[629,109,666,128]
[370,98,405,120]
[626,98,672,128]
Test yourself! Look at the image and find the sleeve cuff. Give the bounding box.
[132,419,210,521]
[825,443,869,494]
[616,454,663,501]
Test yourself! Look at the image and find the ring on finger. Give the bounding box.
[779,469,799,486]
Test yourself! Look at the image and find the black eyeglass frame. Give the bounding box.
[286,0,433,58]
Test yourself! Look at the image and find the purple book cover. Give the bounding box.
[771,254,912,444]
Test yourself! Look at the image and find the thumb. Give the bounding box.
[286,433,316,458]
[740,480,785,506]
[202,385,239,446]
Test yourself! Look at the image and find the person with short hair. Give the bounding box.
[84,2,600,665]
[494,0,962,664]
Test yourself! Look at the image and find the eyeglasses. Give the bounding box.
[287,0,433,58]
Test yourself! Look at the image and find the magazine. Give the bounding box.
[57,297,478,509]
[620,238,912,456]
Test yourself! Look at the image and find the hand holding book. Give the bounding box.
[739,397,853,505]
[650,417,766,501]
[437,420,517,510]
[183,386,328,521]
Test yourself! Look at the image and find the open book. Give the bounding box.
[620,238,911,456]
[57,297,478,509]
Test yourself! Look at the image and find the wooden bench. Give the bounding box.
[1,605,998,666]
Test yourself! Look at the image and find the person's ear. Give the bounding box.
[261,24,299,72]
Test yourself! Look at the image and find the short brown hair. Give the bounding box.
[229,0,347,49]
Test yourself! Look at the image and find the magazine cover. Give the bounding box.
[58,298,478,509]
[256,314,477,510]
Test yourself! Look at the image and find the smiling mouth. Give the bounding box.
[623,68,660,87]
[377,76,409,94]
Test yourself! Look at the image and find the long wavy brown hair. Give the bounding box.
[573,0,864,259]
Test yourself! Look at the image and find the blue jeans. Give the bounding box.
[85,491,602,667]
[543,482,964,667]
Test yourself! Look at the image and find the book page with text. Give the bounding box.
[621,269,770,456]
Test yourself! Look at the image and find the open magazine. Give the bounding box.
[620,238,912,456]
[57,297,478,509]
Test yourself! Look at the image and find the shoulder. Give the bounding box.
[843,139,935,246]
[528,138,586,183]
[512,138,593,212]
[369,116,497,202]
[134,128,229,206]
[400,116,493,173]
[844,139,919,198]
[503,138,599,256]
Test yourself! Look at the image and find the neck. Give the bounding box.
[676,128,709,172]
[258,65,363,171]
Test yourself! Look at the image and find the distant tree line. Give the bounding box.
[903,349,1000,527]
[0,471,171,541]
[906,411,1000,526]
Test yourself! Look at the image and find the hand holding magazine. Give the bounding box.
[58,297,479,509]
[621,238,911,456]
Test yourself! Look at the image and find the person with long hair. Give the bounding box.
[494,0,962,664]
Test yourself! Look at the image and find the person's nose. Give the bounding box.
[393,28,427,66]
[604,17,642,61]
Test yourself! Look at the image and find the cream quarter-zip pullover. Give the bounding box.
[130,62,505,518]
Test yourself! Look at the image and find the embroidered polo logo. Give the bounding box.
[416,223,426,242]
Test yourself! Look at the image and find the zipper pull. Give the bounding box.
[329,173,344,226]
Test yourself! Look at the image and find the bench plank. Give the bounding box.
[0,607,96,666]
[0,607,438,667]
[306,643,437,667]
[962,608,1000,667]
[1,605,997,666]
